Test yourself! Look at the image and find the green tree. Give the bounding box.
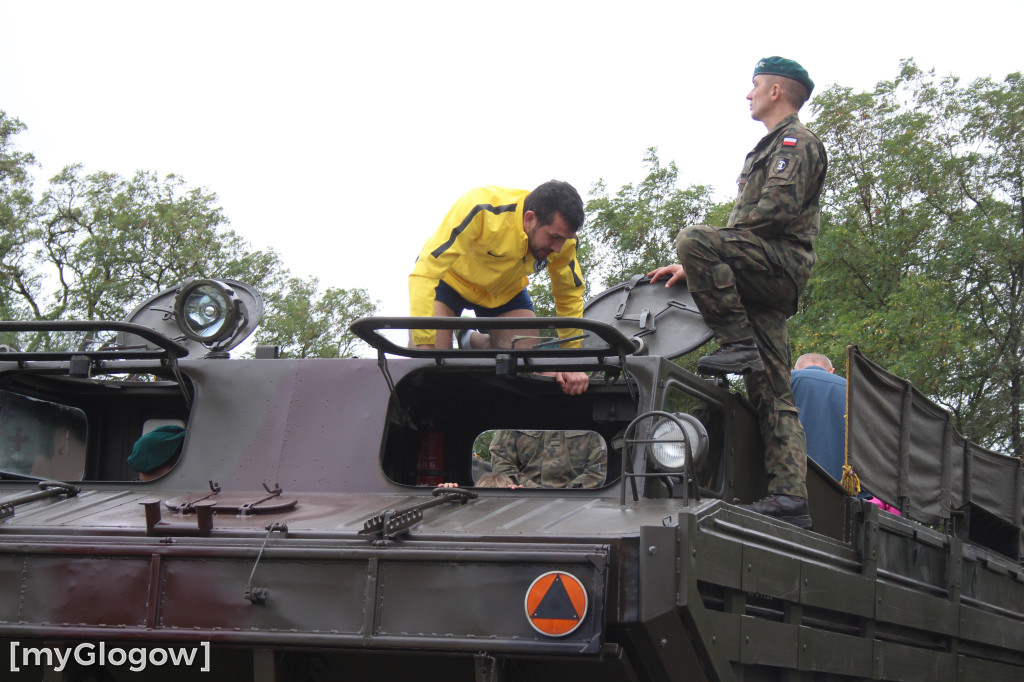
[531,148,728,318]
[578,150,734,374]
[255,275,378,358]
[30,164,284,322]
[586,148,723,290]
[0,113,380,356]
[796,60,1024,456]
[0,112,38,321]
[28,165,379,357]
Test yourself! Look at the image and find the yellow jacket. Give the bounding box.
[409,186,585,346]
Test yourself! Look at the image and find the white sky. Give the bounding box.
[2,1,1022,318]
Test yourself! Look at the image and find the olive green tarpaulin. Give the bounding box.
[846,345,1024,558]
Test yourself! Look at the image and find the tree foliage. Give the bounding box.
[256,276,379,358]
[0,112,37,321]
[0,115,378,356]
[31,164,284,322]
[586,148,724,290]
[530,149,729,331]
[793,60,1024,456]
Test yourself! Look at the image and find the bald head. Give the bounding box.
[795,353,834,372]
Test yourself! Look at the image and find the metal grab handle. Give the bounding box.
[0,320,190,359]
[359,488,478,539]
[0,480,81,521]
[349,316,639,359]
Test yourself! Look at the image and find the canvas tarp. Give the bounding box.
[846,345,1024,555]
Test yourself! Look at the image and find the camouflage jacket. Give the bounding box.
[727,113,827,265]
[489,430,607,489]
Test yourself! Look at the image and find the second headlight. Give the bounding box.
[649,413,709,473]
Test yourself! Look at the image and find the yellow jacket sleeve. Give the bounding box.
[547,240,585,347]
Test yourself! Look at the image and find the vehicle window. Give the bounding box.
[471,429,608,489]
[0,389,87,480]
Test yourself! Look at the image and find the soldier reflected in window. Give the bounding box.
[487,429,607,489]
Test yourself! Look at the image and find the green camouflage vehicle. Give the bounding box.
[0,276,1021,681]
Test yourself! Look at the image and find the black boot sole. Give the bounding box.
[778,514,813,530]
[696,357,765,375]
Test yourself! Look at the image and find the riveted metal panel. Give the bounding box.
[957,654,1024,682]
[741,545,800,602]
[375,557,606,653]
[800,561,875,617]
[694,526,743,590]
[958,604,1024,650]
[0,556,25,622]
[702,610,741,662]
[639,524,677,620]
[876,581,955,635]
[13,555,150,627]
[873,640,955,682]
[160,557,369,633]
[964,556,1024,615]
[739,615,798,668]
[797,626,873,676]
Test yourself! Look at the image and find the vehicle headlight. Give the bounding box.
[649,414,709,473]
[173,279,242,345]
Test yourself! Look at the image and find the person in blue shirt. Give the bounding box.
[790,353,846,482]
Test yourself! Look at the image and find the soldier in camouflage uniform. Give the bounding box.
[650,57,827,529]
[488,430,607,489]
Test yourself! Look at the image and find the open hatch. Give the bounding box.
[581,274,713,359]
[354,279,717,495]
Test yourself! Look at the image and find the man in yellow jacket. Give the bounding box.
[409,180,589,395]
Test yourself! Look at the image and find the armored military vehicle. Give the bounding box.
[0,276,1022,681]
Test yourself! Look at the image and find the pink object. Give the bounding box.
[867,497,901,516]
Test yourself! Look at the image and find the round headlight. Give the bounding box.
[650,414,708,473]
[173,280,240,344]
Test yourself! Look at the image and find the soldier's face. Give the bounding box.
[524,211,575,261]
[747,75,774,122]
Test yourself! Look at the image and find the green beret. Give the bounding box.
[128,425,186,473]
[753,56,814,94]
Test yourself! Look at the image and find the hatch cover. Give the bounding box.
[582,274,713,359]
[164,492,297,514]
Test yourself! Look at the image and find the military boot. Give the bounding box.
[738,494,812,529]
[696,340,764,374]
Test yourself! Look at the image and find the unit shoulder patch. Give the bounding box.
[767,154,799,181]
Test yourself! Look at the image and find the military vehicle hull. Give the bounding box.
[4,486,1023,680]
[0,308,1022,681]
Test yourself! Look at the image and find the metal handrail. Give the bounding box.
[349,316,640,361]
[0,320,190,360]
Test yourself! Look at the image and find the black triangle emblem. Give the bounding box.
[531,575,580,621]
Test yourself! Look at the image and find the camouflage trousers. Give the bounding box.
[676,225,808,498]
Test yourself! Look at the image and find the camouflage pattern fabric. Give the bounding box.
[675,113,827,499]
[489,430,607,489]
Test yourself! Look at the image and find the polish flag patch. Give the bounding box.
[782,137,798,147]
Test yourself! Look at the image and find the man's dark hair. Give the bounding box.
[525,180,585,231]
[766,75,810,110]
